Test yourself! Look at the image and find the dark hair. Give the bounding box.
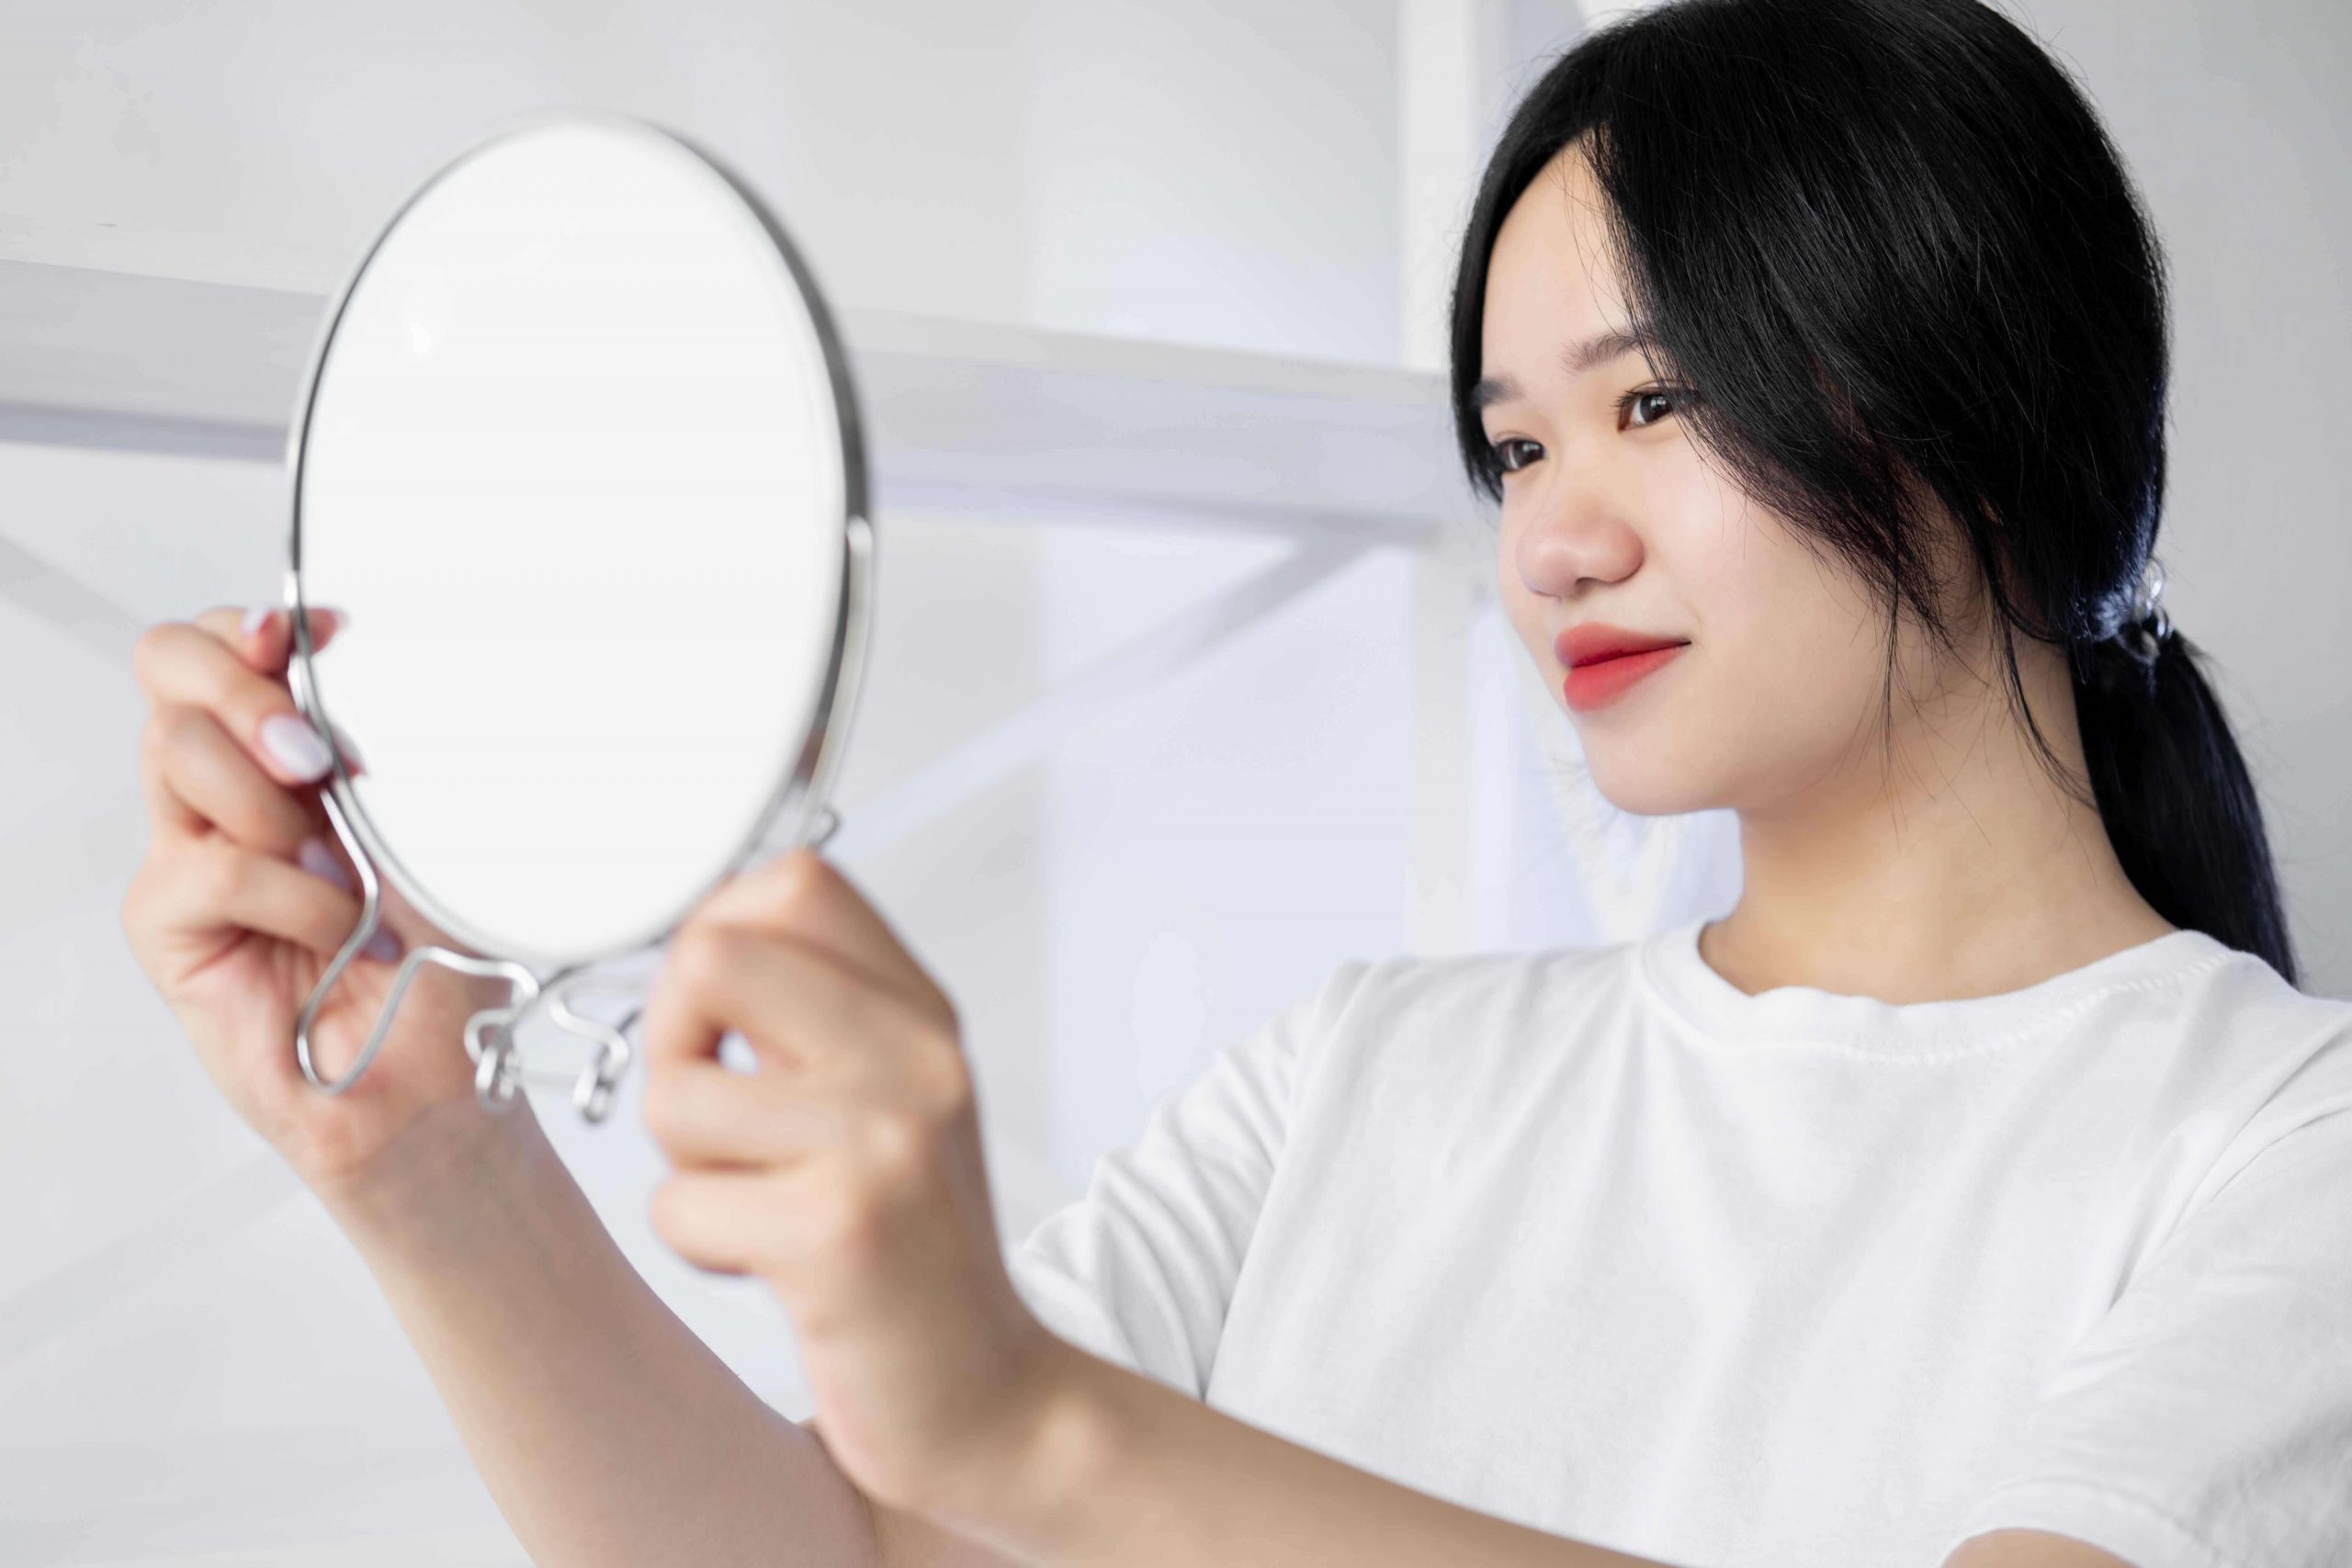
[1449,0,2300,985]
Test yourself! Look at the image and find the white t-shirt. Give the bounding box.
[1005,916,2352,1568]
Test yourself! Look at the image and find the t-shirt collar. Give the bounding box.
[1636,914,2233,1055]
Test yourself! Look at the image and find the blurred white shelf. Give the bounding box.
[0,253,1466,545]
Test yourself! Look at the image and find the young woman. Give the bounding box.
[124,0,2348,1565]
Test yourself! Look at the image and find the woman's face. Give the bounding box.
[1478,145,1934,818]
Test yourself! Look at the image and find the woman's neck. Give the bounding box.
[1702,641,2176,1006]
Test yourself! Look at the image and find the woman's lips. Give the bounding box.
[1562,643,1687,713]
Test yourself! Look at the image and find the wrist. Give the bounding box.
[314,1096,551,1255]
[949,1336,1129,1561]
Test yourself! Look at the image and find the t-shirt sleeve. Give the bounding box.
[1943,1042,2352,1568]
[1002,958,1372,1399]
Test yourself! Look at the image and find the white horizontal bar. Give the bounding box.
[0,259,1474,536]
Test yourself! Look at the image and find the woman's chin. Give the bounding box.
[1579,755,1721,819]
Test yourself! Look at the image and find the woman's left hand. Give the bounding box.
[640,845,1072,1522]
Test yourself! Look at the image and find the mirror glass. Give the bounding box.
[291,114,860,972]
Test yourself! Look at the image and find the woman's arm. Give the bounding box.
[947,1348,2130,1568]
[323,1098,2126,1568]
[320,1098,881,1568]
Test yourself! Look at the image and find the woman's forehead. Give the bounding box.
[1483,150,1637,374]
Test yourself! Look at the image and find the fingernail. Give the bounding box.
[363,925,402,964]
[260,713,334,782]
[298,835,355,893]
[243,605,275,638]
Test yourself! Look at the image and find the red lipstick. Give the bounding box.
[1555,623,1690,714]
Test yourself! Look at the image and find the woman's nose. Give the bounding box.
[1510,467,1645,601]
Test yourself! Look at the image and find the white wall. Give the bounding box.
[0,0,1408,361]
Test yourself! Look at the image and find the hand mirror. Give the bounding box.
[282,110,873,1122]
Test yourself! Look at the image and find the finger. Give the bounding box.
[641,920,941,1090]
[138,705,209,840]
[687,848,953,1023]
[184,606,368,775]
[648,1167,795,1276]
[142,703,320,856]
[189,603,345,678]
[132,622,345,792]
[642,1056,856,1168]
[130,833,390,968]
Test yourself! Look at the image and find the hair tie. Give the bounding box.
[2107,553,2173,669]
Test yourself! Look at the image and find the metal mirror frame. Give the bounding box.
[278,107,875,1124]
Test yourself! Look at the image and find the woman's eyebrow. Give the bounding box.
[1472,323,1665,411]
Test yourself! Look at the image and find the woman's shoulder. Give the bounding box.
[2140,931,2352,1074]
[2163,936,2352,1141]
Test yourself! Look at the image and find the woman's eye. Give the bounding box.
[1616,386,1686,430]
[1489,437,1543,474]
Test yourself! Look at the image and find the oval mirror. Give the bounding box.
[282,110,872,1122]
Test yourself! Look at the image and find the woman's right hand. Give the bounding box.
[121,604,524,1202]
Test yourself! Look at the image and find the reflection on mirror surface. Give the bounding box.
[297,118,850,968]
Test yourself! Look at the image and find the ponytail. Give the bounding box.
[2072,626,2300,985]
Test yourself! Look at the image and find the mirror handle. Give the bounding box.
[293,785,541,1107]
[295,776,848,1125]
